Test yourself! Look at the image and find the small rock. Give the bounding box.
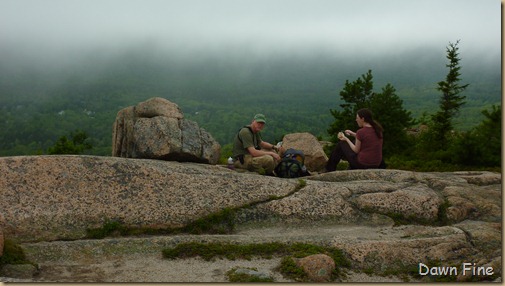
[295,254,335,282]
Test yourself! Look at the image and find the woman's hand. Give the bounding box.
[345,130,356,137]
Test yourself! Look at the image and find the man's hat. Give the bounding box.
[254,113,266,123]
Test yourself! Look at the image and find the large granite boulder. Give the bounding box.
[281,132,328,172]
[112,97,221,164]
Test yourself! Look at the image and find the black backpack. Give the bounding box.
[274,148,310,178]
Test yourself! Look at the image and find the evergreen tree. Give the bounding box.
[328,70,375,141]
[452,105,501,167]
[429,40,469,149]
[369,83,413,155]
[328,70,413,157]
[47,130,92,155]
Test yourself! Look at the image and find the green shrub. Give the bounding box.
[86,220,128,239]
[162,241,350,282]
[182,207,236,234]
[278,256,307,282]
[0,239,32,266]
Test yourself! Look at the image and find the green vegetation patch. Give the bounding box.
[86,220,129,239]
[85,208,243,239]
[278,256,309,282]
[181,207,236,235]
[0,239,33,267]
[162,242,348,263]
[278,245,351,282]
[162,241,350,282]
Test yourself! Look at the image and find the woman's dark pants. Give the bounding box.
[326,141,362,171]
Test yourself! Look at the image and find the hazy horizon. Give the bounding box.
[0,0,501,70]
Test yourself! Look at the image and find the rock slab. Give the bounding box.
[0,155,296,242]
[0,155,501,282]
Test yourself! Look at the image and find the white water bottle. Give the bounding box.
[227,157,234,169]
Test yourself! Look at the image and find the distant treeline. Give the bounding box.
[0,48,500,167]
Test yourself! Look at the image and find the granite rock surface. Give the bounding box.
[112,97,220,164]
[0,155,501,282]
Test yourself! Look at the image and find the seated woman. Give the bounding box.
[326,108,383,171]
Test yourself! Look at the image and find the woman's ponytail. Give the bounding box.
[357,108,383,138]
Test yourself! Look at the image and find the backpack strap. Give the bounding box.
[237,126,261,150]
[237,126,253,144]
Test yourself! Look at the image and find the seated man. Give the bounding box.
[232,114,281,175]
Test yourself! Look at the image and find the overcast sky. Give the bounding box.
[0,0,501,62]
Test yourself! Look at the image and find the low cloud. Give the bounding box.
[0,0,500,68]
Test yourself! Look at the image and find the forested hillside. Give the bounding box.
[0,47,500,156]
